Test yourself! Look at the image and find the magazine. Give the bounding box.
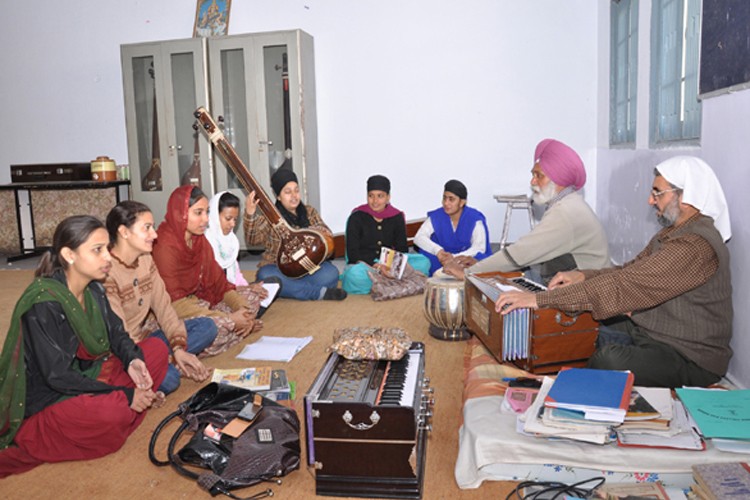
[211,366,272,391]
[378,246,408,279]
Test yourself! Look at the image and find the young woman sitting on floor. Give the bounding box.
[0,215,169,478]
[342,174,430,294]
[206,191,250,287]
[153,185,267,356]
[104,200,215,394]
[243,168,345,301]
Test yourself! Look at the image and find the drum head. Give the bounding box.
[432,268,459,281]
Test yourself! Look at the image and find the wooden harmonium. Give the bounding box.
[465,272,598,374]
[304,342,432,499]
[10,162,92,183]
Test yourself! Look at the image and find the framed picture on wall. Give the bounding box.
[193,0,232,37]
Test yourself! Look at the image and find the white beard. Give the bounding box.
[531,181,558,205]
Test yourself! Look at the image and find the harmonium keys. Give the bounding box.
[465,271,599,374]
[304,342,433,499]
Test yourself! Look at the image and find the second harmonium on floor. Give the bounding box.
[465,272,599,374]
[304,342,432,499]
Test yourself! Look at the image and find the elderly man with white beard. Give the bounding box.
[444,138,610,283]
[496,156,733,388]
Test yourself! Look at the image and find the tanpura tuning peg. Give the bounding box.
[217,115,225,122]
[192,123,199,131]
[193,110,200,118]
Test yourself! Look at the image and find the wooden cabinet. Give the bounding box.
[121,30,319,239]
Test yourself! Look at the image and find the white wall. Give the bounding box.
[0,0,599,242]
[595,1,749,388]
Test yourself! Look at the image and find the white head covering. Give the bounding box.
[206,191,243,284]
[655,156,731,242]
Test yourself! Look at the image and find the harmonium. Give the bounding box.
[465,271,599,374]
[304,342,433,499]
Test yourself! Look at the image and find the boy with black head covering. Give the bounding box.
[414,179,492,276]
[342,174,430,294]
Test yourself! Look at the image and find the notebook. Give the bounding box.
[544,367,634,423]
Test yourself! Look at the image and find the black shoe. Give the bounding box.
[322,288,347,301]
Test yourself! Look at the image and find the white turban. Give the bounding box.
[656,156,731,242]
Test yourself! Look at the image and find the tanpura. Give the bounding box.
[194,107,333,279]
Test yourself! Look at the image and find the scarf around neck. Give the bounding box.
[352,203,403,220]
[0,275,109,449]
[276,199,310,228]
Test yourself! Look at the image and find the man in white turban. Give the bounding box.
[495,156,733,388]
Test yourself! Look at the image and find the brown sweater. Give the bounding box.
[104,253,188,350]
[537,214,733,375]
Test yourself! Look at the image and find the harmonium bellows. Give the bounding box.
[465,272,599,374]
[304,342,432,499]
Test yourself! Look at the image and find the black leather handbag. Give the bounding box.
[149,382,301,499]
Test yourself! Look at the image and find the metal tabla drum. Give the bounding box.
[422,272,471,341]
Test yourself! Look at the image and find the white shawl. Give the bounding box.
[206,191,244,285]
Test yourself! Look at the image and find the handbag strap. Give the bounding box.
[148,409,182,466]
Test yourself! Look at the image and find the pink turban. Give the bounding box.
[534,139,586,190]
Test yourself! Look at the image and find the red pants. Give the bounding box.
[0,337,168,478]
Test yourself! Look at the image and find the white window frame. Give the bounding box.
[650,0,702,146]
[610,0,639,146]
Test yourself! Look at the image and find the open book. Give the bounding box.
[379,246,408,279]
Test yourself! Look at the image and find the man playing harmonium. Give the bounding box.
[496,156,733,388]
[444,138,610,284]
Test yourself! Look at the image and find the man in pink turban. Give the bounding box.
[534,138,586,191]
[445,138,610,284]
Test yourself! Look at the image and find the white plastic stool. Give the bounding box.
[493,194,534,249]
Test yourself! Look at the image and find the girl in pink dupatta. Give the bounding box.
[341,174,430,294]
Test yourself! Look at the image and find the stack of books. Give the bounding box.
[689,462,750,499]
[211,366,273,391]
[258,369,295,406]
[615,387,705,451]
[211,367,295,406]
[544,367,634,423]
[520,367,634,444]
[676,388,750,453]
[592,481,670,499]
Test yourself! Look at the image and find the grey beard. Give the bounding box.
[656,200,680,227]
[656,214,674,227]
